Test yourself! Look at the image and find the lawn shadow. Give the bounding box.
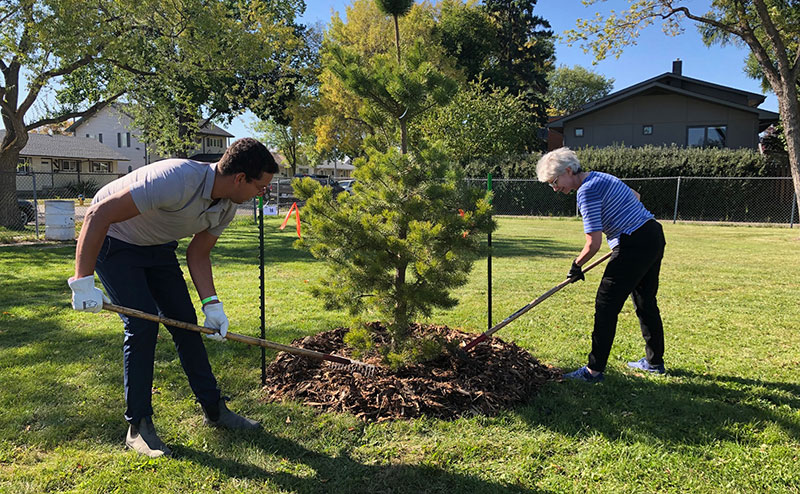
[519,368,800,446]
[177,428,550,494]
[489,237,575,260]
[195,227,315,266]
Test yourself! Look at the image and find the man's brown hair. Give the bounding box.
[218,138,278,180]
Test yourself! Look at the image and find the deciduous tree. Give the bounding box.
[566,0,800,219]
[546,65,615,115]
[413,78,535,163]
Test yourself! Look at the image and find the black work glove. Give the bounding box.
[567,260,585,283]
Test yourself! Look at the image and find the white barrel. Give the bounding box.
[45,200,75,240]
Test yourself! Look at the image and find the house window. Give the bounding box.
[17,157,31,174]
[98,133,103,143]
[91,161,111,172]
[574,127,584,137]
[688,125,727,148]
[117,132,122,147]
[53,159,79,172]
[643,125,653,135]
[126,132,131,147]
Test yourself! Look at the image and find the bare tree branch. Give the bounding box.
[668,6,741,36]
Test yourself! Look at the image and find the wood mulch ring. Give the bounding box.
[261,323,561,422]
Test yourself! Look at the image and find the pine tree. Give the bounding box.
[294,1,495,365]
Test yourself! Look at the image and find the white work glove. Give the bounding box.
[68,275,110,313]
[202,301,228,341]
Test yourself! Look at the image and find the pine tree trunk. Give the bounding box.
[391,259,409,348]
[393,15,401,64]
[400,119,407,154]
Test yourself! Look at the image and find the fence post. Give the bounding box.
[32,172,40,238]
[791,191,797,229]
[673,176,682,224]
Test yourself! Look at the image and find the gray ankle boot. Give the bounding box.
[202,398,260,430]
[126,417,171,458]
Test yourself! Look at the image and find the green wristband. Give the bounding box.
[201,295,219,305]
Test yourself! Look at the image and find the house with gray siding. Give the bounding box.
[547,61,779,150]
[3,130,129,192]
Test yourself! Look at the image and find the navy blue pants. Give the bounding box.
[588,220,666,373]
[95,236,221,424]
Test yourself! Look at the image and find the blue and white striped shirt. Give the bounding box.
[576,171,654,249]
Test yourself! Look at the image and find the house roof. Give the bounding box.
[1,131,129,161]
[548,72,779,130]
[197,120,234,137]
[66,104,234,138]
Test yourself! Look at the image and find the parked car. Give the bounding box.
[290,175,345,196]
[267,178,295,201]
[9,200,36,230]
[338,179,357,193]
[267,175,345,205]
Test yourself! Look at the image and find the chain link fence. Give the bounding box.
[1,171,797,242]
[465,176,798,226]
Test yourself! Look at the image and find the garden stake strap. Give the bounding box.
[279,202,302,238]
[463,251,613,352]
[102,303,375,376]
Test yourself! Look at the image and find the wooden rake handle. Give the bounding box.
[463,251,613,351]
[102,302,352,365]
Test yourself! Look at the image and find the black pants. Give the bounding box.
[95,236,221,424]
[588,220,666,373]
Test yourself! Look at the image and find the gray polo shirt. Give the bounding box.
[92,159,237,246]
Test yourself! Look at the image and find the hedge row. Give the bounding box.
[464,145,789,179]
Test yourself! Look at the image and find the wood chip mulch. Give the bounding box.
[261,323,561,422]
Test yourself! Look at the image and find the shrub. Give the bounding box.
[464,145,776,179]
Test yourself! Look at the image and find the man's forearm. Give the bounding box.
[187,250,217,302]
[74,207,111,278]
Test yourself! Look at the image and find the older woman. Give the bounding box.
[537,147,667,383]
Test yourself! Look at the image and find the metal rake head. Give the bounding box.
[327,360,378,377]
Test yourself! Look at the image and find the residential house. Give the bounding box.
[66,103,234,171]
[308,158,355,179]
[4,130,129,193]
[547,60,779,150]
[272,154,355,179]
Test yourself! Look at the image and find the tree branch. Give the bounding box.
[751,0,792,76]
[668,6,741,36]
[25,91,124,131]
[18,53,100,116]
[674,3,782,91]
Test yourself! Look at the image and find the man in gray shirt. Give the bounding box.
[68,138,278,458]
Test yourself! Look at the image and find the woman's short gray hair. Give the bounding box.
[536,147,581,182]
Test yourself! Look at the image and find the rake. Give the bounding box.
[463,251,613,352]
[103,303,377,376]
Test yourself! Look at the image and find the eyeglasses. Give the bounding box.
[549,174,561,190]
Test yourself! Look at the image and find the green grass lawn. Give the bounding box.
[1,216,798,493]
